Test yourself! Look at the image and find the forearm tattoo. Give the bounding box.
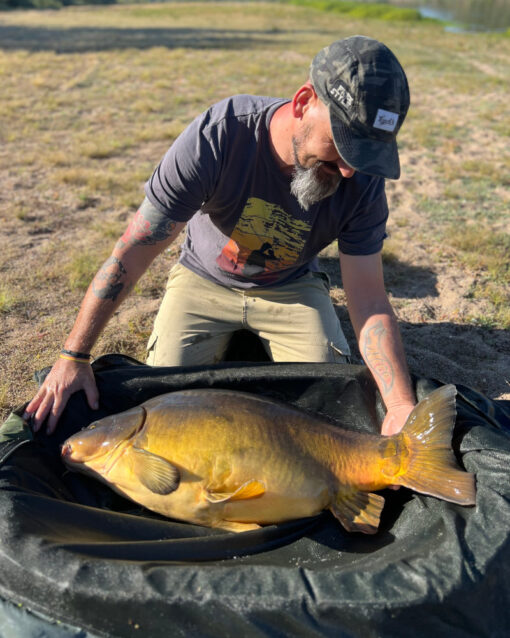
[92,256,127,302]
[362,320,394,394]
[119,199,178,247]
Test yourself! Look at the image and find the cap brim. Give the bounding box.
[330,111,401,180]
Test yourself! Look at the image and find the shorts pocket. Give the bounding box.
[311,271,331,291]
[146,332,158,365]
[328,340,351,363]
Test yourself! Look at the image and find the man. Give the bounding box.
[25,35,416,436]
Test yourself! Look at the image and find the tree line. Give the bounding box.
[1,0,116,9]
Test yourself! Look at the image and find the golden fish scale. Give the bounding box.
[126,391,390,525]
[64,385,476,532]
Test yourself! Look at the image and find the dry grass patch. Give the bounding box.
[1,2,509,421]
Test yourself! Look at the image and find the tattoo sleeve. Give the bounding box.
[119,197,179,247]
[362,320,395,395]
[92,256,128,302]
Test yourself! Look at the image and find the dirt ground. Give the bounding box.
[323,180,510,402]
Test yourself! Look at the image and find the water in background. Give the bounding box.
[360,0,510,32]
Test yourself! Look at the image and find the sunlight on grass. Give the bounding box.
[0,286,18,314]
[283,0,426,22]
[0,383,10,412]
[445,225,510,328]
[66,253,101,291]
[447,226,510,283]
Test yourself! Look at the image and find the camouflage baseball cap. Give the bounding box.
[310,35,410,179]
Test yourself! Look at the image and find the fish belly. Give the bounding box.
[220,490,329,525]
[115,464,331,528]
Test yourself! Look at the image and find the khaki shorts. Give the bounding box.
[146,263,351,366]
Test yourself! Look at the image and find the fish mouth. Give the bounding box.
[61,441,116,469]
[61,442,74,460]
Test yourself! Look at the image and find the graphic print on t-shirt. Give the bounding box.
[216,197,311,280]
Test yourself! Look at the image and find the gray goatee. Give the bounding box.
[290,140,341,211]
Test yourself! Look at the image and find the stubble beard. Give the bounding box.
[290,136,342,211]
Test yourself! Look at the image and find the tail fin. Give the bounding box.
[396,385,476,505]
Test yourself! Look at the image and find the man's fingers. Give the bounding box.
[45,396,65,435]
[33,393,53,432]
[84,379,100,411]
[26,361,98,435]
[24,391,44,419]
[32,386,69,433]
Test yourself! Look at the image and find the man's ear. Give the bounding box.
[292,83,317,119]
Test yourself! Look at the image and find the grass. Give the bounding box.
[0,1,509,418]
[283,0,428,22]
[67,253,103,291]
[446,226,510,328]
[0,286,18,314]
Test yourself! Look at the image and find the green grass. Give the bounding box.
[0,286,18,314]
[283,0,428,22]
[447,226,510,283]
[66,253,102,291]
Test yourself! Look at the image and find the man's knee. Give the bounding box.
[146,330,233,367]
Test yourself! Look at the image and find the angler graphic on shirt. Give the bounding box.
[217,197,311,280]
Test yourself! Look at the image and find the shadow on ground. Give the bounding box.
[0,25,286,53]
[332,306,510,399]
[399,320,510,399]
[317,256,508,399]
[222,300,509,400]
[318,254,439,299]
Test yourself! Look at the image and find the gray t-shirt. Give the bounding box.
[145,95,388,289]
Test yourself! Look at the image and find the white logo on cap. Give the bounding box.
[373,109,399,132]
[330,82,354,110]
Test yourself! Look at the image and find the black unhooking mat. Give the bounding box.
[1,354,510,638]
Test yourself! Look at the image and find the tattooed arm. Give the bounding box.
[339,251,416,436]
[25,198,186,434]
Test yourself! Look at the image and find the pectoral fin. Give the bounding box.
[130,447,180,495]
[330,490,385,534]
[205,479,266,503]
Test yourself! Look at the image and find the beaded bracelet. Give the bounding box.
[60,348,91,364]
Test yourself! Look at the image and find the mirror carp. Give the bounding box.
[62,384,475,533]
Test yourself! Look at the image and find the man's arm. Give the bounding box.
[339,250,416,435]
[24,198,186,434]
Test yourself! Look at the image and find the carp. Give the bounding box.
[61,384,476,534]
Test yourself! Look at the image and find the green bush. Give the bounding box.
[0,0,115,8]
[284,0,425,23]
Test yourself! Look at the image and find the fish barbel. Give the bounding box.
[61,384,475,534]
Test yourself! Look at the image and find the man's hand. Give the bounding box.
[381,403,415,436]
[24,358,99,435]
